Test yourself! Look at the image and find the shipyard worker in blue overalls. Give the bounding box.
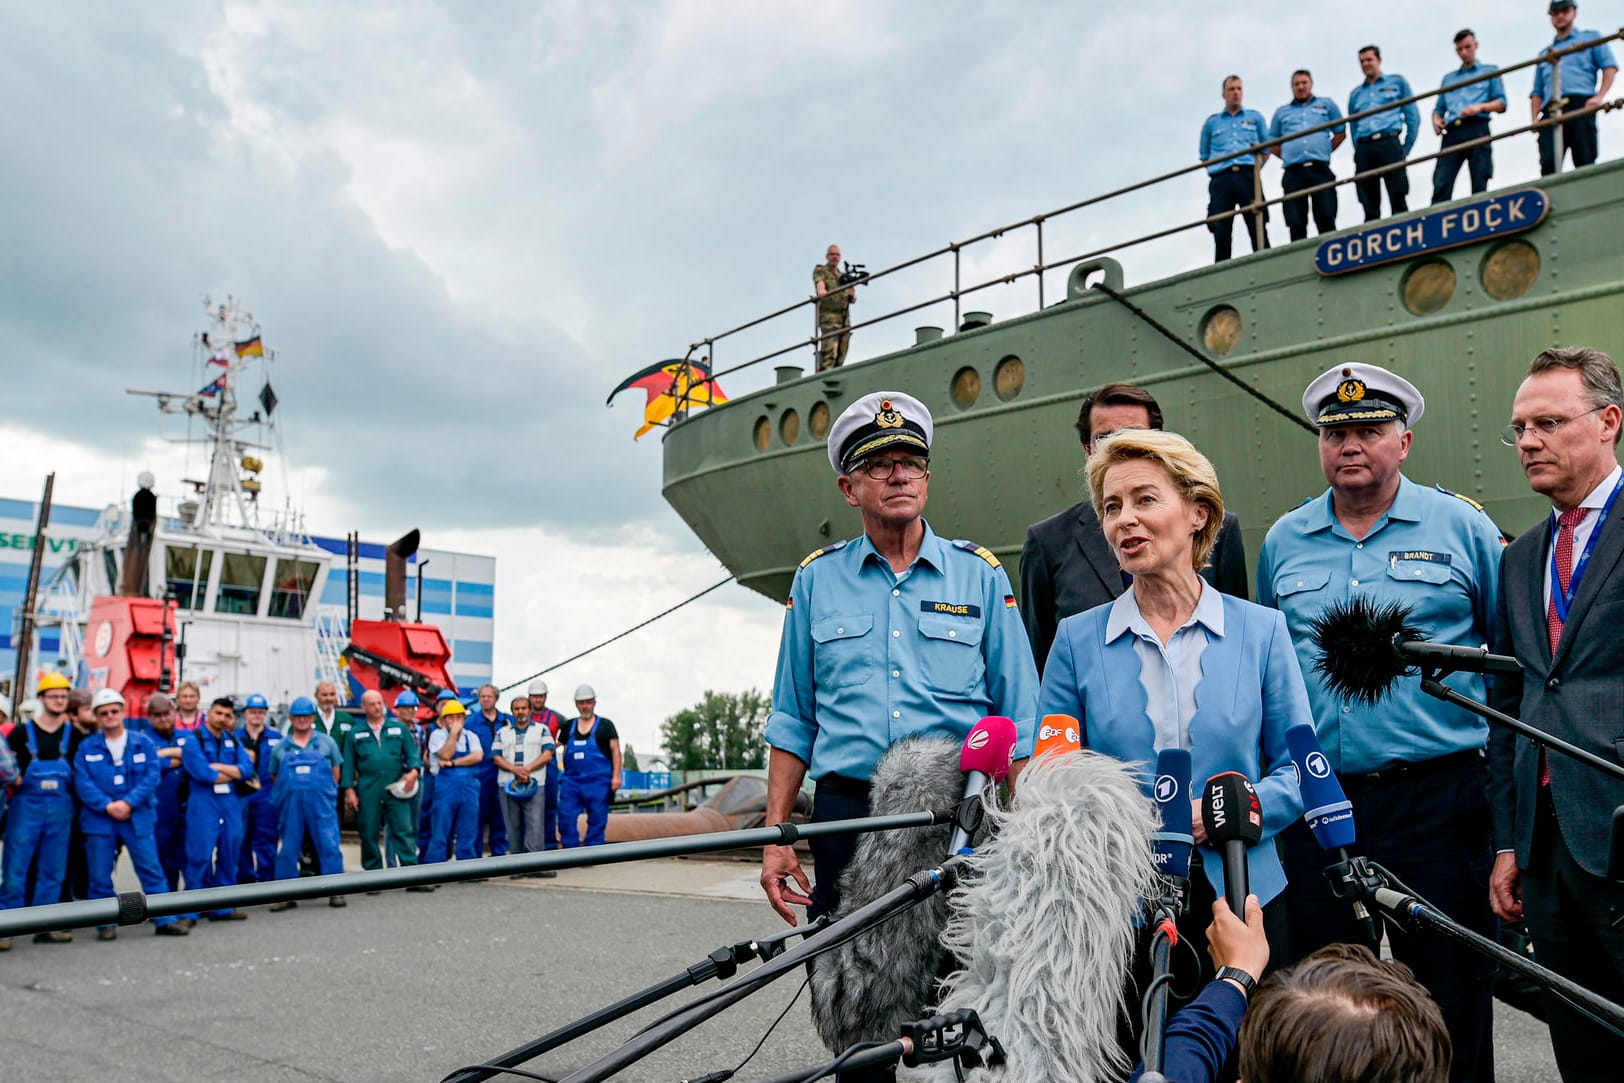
[467,683,510,858]
[1347,45,1419,222]
[1431,29,1507,204]
[142,692,190,895]
[75,689,187,940]
[761,391,1040,927]
[181,696,255,922]
[529,680,565,850]
[1199,75,1270,263]
[1269,70,1345,241]
[1257,363,1504,1083]
[236,692,283,885]
[557,684,620,848]
[267,696,348,911]
[427,697,485,862]
[0,672,86,947]
[1533,1,1619,176]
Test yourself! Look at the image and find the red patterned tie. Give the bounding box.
[1541,507,1589,787]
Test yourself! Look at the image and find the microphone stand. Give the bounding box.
[443,918,833,1083]
[745,1009,1003,1083]
[0,807,957,939]
[1138,878,1187,1079]
[1323,854,1624,1040]
[557,857,969,1083]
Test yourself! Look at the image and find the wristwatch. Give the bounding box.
[1215,965,1258,998]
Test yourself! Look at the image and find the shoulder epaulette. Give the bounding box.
[953,539,1002,569]
[799,539,848,568]
[1434,484,1488,513]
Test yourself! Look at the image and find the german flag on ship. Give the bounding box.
[234,335,265,358]
[607,358,729,440]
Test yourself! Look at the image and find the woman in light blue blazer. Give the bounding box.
[1035,430,1309,965]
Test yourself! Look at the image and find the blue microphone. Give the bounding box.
[1285,723,1378,946]
[1151,747,1194,885]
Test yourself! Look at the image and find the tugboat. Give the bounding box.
[24,297,456,715]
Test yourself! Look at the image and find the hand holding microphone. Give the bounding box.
[1206,894,1268,994]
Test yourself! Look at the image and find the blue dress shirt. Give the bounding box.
[1200,108,1269,173]
[1349,74,1420,152]
[1532,29,1619,105]
[1035,592,1309,905]
[766,522,1039,781]
[1436,63,1507,125]
[1256,476,1505,776]
[1106,581,1224,753]
[1269,97,1345,166]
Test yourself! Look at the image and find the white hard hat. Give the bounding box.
[91,688,126,711]
[528,680,548,696]
[386,776,420,800]
[574,684,596,701]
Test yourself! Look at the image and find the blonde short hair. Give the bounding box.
[1086,429,1225,573]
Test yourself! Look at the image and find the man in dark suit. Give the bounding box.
[1489,345,1624,1082]
[1020,382,1249,672]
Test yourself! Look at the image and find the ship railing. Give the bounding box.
[313,609,348,692]
[29,575,85,684]
[664,29,1623,420]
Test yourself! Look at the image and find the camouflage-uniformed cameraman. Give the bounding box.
[813,243,856,371]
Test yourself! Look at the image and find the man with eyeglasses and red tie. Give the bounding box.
[1490,346,1624,1083]
[760,391,1039,967]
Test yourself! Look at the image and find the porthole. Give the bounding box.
[951,367,982,409]
[1482,240,1540,301]
[1402,259,1456,316]
[809,401,831,440]
[1201,306,1242,357]
[780,408,800,446]
[994,356,1025,401]
[752,416,771,452]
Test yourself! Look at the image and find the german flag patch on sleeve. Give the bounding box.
[1004,595,1018,609]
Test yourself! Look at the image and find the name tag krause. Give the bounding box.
[921,600,982,618]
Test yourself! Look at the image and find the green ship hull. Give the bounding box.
[663,160,1624,603]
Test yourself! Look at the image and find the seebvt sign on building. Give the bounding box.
[1315,189,1549,276]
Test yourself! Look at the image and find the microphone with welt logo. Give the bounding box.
[945,716,1017,855]
[1286,723,1380,946]
[1200,771,1263,917]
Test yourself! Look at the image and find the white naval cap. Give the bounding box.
[1302,362,1425,428]
[825,391,934,474]
[574,684,596,701]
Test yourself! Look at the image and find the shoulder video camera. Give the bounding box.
[837,261,869,287]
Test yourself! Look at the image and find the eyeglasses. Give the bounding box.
[854,455,929,481]
[1499,405,1606,446]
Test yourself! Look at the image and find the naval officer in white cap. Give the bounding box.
[760,390,1039,929]
[1256,361,1504,1081]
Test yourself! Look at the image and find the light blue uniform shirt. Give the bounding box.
[1106,581,1224,752]
[1348,74,1420,152]
[1199,108,1269,174]
[1269,97,1345,166]
[1256,476,1505,775]
[1435,63,1507,125]
[765,521,1039,781]
[1533,29,1619,105]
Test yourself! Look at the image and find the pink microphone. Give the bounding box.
[947,716,1018,853]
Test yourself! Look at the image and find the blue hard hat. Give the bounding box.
[435,688,457,702]
[289,696,316,716]
[245,693,269,710]
[503,777,540,801]
[395,690,419,708]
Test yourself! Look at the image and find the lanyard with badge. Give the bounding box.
[1551,473,1624,623]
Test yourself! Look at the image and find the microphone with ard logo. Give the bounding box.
[1200,772,1263,917]
[945,716,1018,855]
[1034,713,1082,760]
[1150,747,1194,909]
[1286,723,1379,947]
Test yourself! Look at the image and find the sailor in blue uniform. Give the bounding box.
[142,692,189,892]
[761,391,1040,927]
[427,698,484,862]
[266,696,347,911]
[1199,75,1270,262]
[0,672,84,946]
[75,689,186,939]
[557,684,620,849]
[181,695,254,921]
[1256,362,1505,1083]
[1269,70,1345,240]
[1532,1,1620,175]
[236,692,283,884]
[1347,45,1420,221]
[1431,29,1507,203]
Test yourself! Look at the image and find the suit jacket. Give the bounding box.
[1021,502,1249,673]
[1489,500,1624,876]
[1036,594,1309,905]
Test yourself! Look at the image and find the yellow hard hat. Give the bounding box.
[37,673,72,693]
[439,699,467,718]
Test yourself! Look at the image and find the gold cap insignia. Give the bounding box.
[1337,379,1366,404]
[875,400,904,429]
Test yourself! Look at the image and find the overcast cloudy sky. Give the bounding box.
[3,2,1615,755]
